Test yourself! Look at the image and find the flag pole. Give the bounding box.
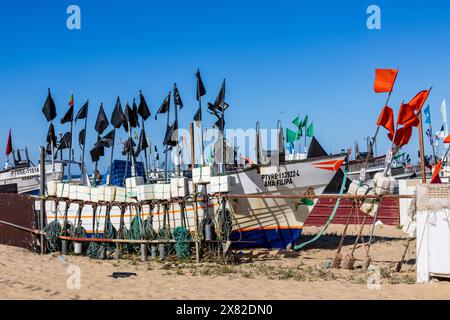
[426,104,437,163]
[198,95,205,165]
[81,100,89,184]
[93,134,100,187]
[127,104,137,178]
[174,84,180,177]
[221,79,226,175]
[50,121,56,179]
[418,111,427,183]
[164,92,171,183]
[107,129,116,185]
[142,119,149,179]
[68,99,74,182]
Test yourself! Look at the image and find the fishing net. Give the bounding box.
[416,184,450,212]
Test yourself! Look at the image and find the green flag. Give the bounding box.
[292,116,301,128]
[306,122,314,137]
[297,128,303,138]
[301,115,308,128]
[286,128,299,143]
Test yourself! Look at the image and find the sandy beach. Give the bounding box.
[1,225,449,300]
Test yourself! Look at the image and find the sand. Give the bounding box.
[0,225,449,300]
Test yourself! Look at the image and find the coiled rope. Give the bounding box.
[173,226,192,259]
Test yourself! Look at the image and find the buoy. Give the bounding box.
[61,240,68,255]
[140,244,148,262]
[159,244,166,260]
[151,245,157,258]
[205,220,214,241]
[74,242,82,255]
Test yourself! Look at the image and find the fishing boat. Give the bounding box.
[42,136,345,249]
[0,146,64,195]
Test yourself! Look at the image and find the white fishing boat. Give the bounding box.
[0,147,64,195]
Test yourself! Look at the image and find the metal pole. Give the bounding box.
[39,146,46,255]
[107,129,116,185]
[68,117,73,182]
[221,80,226,174]
[164,92,171,182]
[418,111,427,183]
[128,120,136,177]
[81,103,88,184]
[92,134,100,187]
[190,123,200,263]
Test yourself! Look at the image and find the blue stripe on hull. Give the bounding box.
[230,228,302,249]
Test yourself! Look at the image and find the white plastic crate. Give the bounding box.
[137,184,155,201]
[114,187,127,203]
[154,183,171,200]
[76,186,92,202]
[192,166,212,184]
[102,186,116,202]
[56,183,69,198]
[210,175,231,193]
[125,176,145,198]
[47,180,57,197]
[170,177,188,198]
[68,184,78,200]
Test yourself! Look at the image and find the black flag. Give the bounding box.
[95,129,115,148]
[135,129,149,157]
[47,123,57,145]
[42,88,57,122]
[193,105,202,123]
[154,145,158,153]
[78,129,86,148]
[60,105,74,124]
[138,91,151,120]
[122,137,136,156]
[75,100,89,121]
[155,93,170,120]
[163,120,178,147]
[214,80,225,108]
[196,69,206,101]
[173,84,183,109]
[57,132,72,151]
[132,99,140,127]
[124,102,138,130]
[111,97,125,129]
[214,118,225,131]
[90,146,102,162]
[94,103,109,135]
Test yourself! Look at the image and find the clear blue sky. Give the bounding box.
[0,0,449,171]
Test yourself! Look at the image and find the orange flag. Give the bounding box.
[374,69,398,93]
[408,90,430,112]
[431,161,442,184]
[388,125,413,147]
[376,106,395,135]
[397,103,419,127]
[444,134,450,144]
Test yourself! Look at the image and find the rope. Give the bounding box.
[173,226,192,259]
[44,220,62,252]
[293,167,349,251]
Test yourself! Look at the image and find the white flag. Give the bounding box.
[442,99,449,146]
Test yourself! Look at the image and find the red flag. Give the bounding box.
[5,129,12,156]
[444,134,450,144]
[431,161,442,184]
[408,90,430,112]
[376,106,395,135]
[397,103,419,127]
[388,125,413,147]
[374,69,398,93]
